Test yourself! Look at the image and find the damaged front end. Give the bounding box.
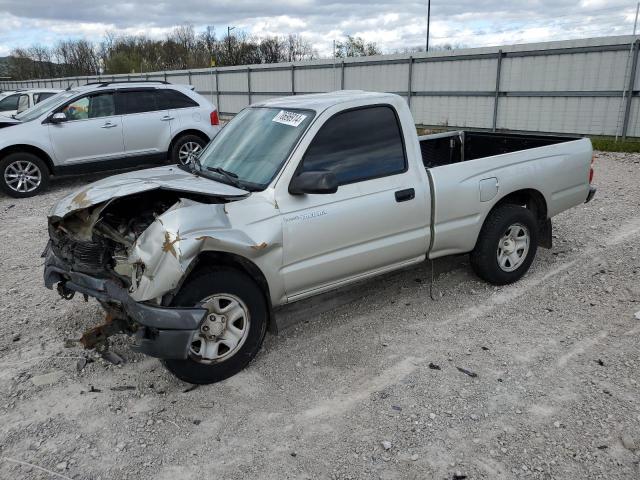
[43,183,248,359]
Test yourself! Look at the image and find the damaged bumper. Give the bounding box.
[43,245,206,359]
[585,185,597,203]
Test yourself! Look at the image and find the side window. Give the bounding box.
[118,90,158,114]
[62,97,89,120]
[300,106,406,185]
[35,92,56,104]
[0,94,20,112]
[157,89,199,109]
[62,93,115,120]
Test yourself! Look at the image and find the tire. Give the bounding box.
[470,204,538,285]
[0,152,50,198]
[170,134,207,166]
[162,267,268,384]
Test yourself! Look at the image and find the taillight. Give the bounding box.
[210,110,219,126]
[589,154,595,184]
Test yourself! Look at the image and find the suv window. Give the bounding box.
[118,89,158,114]
[300,106,407,185]
[157,89,199,109]
[62,93,115,120]
[35,92,56,104]
[0,94,20,112]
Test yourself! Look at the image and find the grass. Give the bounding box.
[590,136,640,153]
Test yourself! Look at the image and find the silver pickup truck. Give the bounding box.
[43,91,596,384]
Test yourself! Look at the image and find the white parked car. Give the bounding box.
[0,88,62,117]
[0,81,221,197]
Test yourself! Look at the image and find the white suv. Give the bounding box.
[0,81,221,197]
[0,89,62,117]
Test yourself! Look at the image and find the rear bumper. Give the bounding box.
[43,245,205,359]
[585,185,597,203]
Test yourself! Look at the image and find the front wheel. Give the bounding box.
[0,152,50,198]
[162,267,268,384]
[470,204,538,285]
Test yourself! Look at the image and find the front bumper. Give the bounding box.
[43,245,206,359]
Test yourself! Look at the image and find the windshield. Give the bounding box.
[197,107,315,190]
[15,90,77,122]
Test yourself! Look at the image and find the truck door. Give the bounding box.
[277,105,430,300]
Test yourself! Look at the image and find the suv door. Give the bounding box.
[276,105,430,300]
[48,91,125,165]
[116,88,174,158]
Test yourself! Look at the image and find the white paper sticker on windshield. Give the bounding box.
[272,110,307,127]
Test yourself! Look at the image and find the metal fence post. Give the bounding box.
[247,67,252,105]
[622,39,640,139]
[341,61,345,90]
[407,56,414,107]
[291,64,295,95]
[492,50,504,132]
[188,70,192,86]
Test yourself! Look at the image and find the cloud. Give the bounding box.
[0,0,636,57]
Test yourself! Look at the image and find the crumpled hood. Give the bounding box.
[50,165,248,219]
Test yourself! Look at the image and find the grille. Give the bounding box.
[71,241,111,270]
[51,236,112,272]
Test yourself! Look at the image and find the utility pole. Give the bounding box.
[426,0,431,52]
[634,1,640,35]
[227,26,236,65]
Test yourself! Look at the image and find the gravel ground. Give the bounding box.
[0,152,639,480]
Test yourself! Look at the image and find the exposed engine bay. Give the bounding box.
[50,191,186,287]
[46,190,232,351]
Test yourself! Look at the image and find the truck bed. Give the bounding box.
[420,130,592,259]
[419,131,581,168]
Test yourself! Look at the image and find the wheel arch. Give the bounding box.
[172,250,277,334]
[168,129,210,156]
[481,188,551,249]
[0,144,55,174]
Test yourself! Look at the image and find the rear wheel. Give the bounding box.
[470,204,538,285]
[162,267,268,384]
[170,134,207,166]
[0,152,49,198]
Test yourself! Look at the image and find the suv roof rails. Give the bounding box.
[83,80,170,88]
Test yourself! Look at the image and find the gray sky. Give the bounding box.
[0,0,638,56]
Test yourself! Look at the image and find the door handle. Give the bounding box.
[101,122,117,128]
[395,188,415,202]
[161,115,175,121]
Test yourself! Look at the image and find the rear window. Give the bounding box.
[117,90,158,114]
[157,89,199,109]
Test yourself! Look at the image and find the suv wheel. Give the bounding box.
[171,134,207,166]
[0,152,50,198]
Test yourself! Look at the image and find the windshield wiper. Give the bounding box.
[206,166,244,189]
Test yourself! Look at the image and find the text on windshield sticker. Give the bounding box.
[272,110,307,127]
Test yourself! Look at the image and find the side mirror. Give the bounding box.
[289,170,338,195]
[50,112,67,124]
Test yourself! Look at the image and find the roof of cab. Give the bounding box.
[253,90,399,113]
